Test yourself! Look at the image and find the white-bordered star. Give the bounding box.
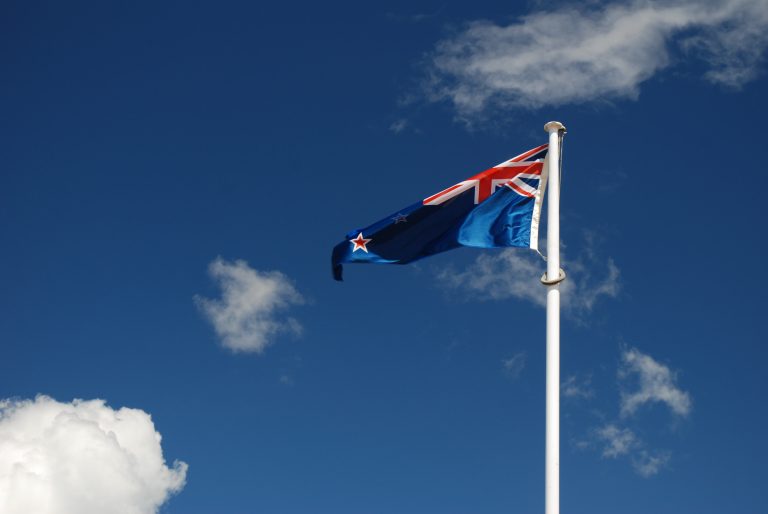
[391,213,409,224]
[350,232,372,253]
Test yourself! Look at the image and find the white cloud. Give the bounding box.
[595,423,638,458]
[502,352,527,378]
[426,0,768,120]
[620,346,692,417]
[593,424,669,476]
[564,254,621,315]
[0,396,187,514]
[574,347,691,477]
[195,257,304,353]
[438,248,545,306]
[632,449,670,477]
[436,237,619,319]
[562,374,594,399]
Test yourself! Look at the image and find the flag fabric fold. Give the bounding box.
[332,143,549,281]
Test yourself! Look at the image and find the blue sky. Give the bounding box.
[1,1,767,513]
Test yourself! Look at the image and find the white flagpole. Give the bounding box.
[542,121,566,514]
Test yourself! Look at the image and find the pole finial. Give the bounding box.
[544,121,566,133]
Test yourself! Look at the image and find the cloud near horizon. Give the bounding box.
[196,257,305,353]
[426,0,768,121]
[0,396,187,514]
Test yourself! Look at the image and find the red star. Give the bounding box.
[350,232,372,253]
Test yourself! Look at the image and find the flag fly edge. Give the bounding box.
[530,153,550,252]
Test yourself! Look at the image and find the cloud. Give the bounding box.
[632,450,670,477]
[425,0,768,120]
[593,424,669,476]
[562,374,594,399]
[0,396,187,514]
[438,248,545,306]
[389,118,409,134]
[619,346,692,417]
[436,236,619,319]
[502,352,527,378]
[574,347,690,477]
[564,254,621,315]
[595,423,638,458]
[195,257,304,354]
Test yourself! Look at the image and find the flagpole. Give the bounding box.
[542,121,565,514]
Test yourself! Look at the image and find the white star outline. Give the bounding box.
[350,232,372,253]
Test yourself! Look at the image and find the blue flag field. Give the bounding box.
[332,144,550,280]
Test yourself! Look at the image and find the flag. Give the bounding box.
[331,143,549,281]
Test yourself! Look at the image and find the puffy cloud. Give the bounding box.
[620,346,692,417]
[0,396,187,514]
[436,236,619,319]
[426,0,768,120]
[195,257,304,353]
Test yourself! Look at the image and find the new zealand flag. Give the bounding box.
[332,143,549,281]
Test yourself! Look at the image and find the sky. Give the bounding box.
[1,0,767,513]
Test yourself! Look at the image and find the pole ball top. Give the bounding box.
[544,121,566,133]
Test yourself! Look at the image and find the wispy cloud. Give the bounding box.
[619,346,692,417]
[195,257,305,354]
[389,118,409,134]
[438,248,545,306]
[425,0,768,121]
[502,352,527,378]
[564,253,621,315]
[595,423,638,458]
[436,235,620,320]
[562,374,594,399]
[573,347,690,477]
[593,423,670,476]
[632,450,671,477]
[0,395,187,514]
